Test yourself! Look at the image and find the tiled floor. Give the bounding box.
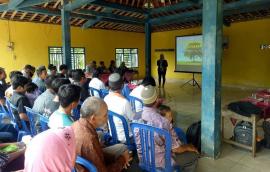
[159,80,270,172]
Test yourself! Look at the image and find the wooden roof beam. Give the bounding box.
[65,0,97,11]
[151,0,270,26]
[75,9,145,24]
[149,0,201,15]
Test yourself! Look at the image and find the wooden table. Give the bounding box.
[222,107,261,157]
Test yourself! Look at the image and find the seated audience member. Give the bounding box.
[104,73,135,142]
[109,60,117,73]
[0,67,8,105]
[84,66,92,89]
[48,64,57,76]
[5,71,23,98]
[72,97,132,172]
[22,64,35,80]
[138,85,199,172]
[89,60,97,71]
[48,84,81,129]
[68,69,74,83]
[0,123,18,142]
[10,75,31,122]
[129,76,156,113]
[117,62,128,76]
[0,142,25,171]
[25,82,40,107]
[24,127,76,172]
[88,70,106,97]
[33,66,47,93]
[97,61,107,74]
[72,69,89,102]
[32,75,57,115]
[59,64,68,78]
[43,78,71,117]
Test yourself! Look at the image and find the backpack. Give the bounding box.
[234,121,253,146]
[186,121,201,152]
[263,121,270,149]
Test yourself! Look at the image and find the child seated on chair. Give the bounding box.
[158,105,187,144]
[138,85,199,172]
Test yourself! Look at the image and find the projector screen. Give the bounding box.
[175,35,203,73]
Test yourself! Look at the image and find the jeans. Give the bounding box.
[0,123,18,142]
[158,70,166,86]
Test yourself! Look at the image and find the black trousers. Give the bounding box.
[158,70,166,86]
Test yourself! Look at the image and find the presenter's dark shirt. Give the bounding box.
[157,60,168,73]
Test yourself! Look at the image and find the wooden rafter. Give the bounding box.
[20,12,27,19]
[1,11,7,18]
[30,13,38,21]
[10,10,17,19]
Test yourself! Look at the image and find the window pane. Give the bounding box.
[115,48,138,68]
[49,47,85,70]
[124,49,130,54]
[131,49,137,54]
[116,49,123,53]
[131,54,138,67]
[116,54,123,67]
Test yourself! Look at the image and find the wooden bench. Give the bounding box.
[221,107,261,157]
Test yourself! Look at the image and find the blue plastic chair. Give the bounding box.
[89,87,102,98]
[107,110,135,151]
[72,156,98,172]
[38,114,49,132]
[129,96,143,116]
[6,100,30,141]
[0,104,9,122]
[100,89,109,98]
[130,122,181,172]
[24,107,39,136]
[122,84,131,101]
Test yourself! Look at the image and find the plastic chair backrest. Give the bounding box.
[73,156,98,172]
[24,107,39,136]
[89,87,102,98]
[38,114,49,132]
[6,99,29,132]
[129,96,143,114]
[107,111,132,147]
[130,122,175,172]
[100,89,109,98]
[122,84,131,100]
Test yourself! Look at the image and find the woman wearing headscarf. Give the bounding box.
[24,127,76,172]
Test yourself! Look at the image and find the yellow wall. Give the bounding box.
[0,20,145,78]
[152,19,270,88]
[1,18,270,88]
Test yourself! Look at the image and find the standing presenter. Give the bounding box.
[157,54,168,88]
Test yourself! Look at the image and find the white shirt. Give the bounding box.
[104,92,135,142]
[129,85,144,113]
[88,78,106,97]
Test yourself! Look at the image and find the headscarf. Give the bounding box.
[24,127,76,172]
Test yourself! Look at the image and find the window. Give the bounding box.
[48,47,86,69]
[115,48,138,68]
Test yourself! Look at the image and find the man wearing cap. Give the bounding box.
[104,73,135,143]
[138,85,199,172]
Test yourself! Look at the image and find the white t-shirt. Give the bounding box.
[88,78,106,97]
[104,92,135,142]
[129,85,144,113]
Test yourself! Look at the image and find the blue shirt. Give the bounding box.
[33,77,46,93]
